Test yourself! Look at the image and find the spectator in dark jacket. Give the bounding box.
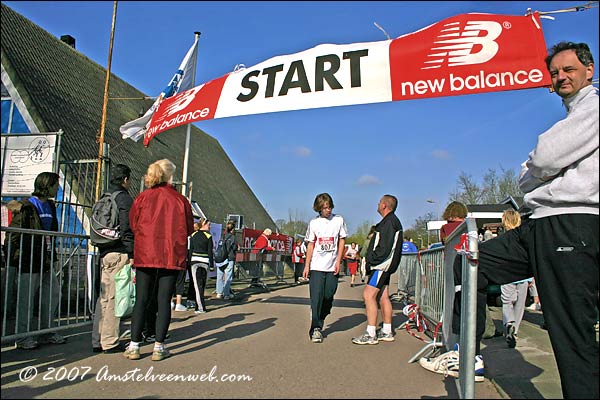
[91,164,134,353]
[352,195,403,345]
[188,217,213,313]
[7,171,66,349]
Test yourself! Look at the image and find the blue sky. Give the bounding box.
[5,1,599,234]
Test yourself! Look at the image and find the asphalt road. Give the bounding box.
[1,276,510,399]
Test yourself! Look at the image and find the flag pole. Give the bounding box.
[181,31,201,198]
[95,0,118,201]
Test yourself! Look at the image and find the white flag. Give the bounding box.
[120,36,199,142]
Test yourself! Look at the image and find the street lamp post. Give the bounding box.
[426,199,442,243]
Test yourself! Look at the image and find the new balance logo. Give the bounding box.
[422,20,502,70]
[154,85,203,122]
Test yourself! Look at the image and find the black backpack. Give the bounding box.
[214,234,232,263]
[90,191,123,246]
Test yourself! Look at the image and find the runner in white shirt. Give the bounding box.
[303,193,347,343]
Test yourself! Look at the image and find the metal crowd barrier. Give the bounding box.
[233,248,289,292]
[391,252,418,304]
[400,247,445,363]
[1,226,98,343]
[392,218,480,399]
[453,218,480,399]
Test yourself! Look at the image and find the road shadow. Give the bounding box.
[1,325,110,398]
[169,317,278,356]
[482,316,548,398]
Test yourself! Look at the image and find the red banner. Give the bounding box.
[145,12,551,146]
[241,228,293,254]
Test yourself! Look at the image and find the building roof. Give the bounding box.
[1,3,275,229]
[466,203,516,213]
[500,196,524,210]
[465,202,517,229]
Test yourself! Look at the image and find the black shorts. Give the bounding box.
[367,269,392,290]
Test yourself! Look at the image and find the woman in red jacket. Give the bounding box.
[124,159,194,362]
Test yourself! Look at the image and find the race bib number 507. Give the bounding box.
[317,237,335,253]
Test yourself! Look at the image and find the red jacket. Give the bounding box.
[252,234,273,254]
[129,183,194,270]
[440,219,464,244]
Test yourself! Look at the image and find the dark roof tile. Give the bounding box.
[1,3,275,229]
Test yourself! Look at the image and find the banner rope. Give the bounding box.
[526,1,598,16]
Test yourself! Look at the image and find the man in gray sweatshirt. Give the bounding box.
[421,42,598,399]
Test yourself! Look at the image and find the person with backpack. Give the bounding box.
[215,221,238,300]
[91,164,134,354]
[7,172,66,350]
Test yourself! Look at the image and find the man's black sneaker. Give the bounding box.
[103,343,128,354]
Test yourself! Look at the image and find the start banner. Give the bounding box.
[145,12,551,146]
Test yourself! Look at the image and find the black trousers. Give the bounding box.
[190,264,208,311]
[452,214,599,399]
[174,268,187,297]
[308,270,338,335]
[293,262,304,281]
[131,267,178,344]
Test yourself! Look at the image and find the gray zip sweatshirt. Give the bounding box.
[519,84,599,219]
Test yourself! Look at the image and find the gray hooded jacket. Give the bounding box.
[519,85,599,218]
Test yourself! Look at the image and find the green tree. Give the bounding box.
[275,209,309,238]
[345,219,375,248]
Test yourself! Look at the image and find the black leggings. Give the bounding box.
[131,267,178,343]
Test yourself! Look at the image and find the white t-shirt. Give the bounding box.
[305,214,348,272]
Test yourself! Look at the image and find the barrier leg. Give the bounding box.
[408,341,443,363]
[248,260,270,292]
[274,261,286,284]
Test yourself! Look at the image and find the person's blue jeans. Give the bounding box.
[216,260,234,296]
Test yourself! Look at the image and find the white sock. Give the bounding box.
[154,342,164,352]
[129,341,140,350]
[382,323,392,334]
[367,325,376,337]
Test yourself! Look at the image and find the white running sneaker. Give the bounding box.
[376,330,395,342]
[419,348,484,382]
[311,328,323,343]
[351,332,379,345]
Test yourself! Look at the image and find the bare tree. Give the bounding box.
[450,168,522,205]
[498,167,522,200]
[450,172,482,204]
[410,167,523,234]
